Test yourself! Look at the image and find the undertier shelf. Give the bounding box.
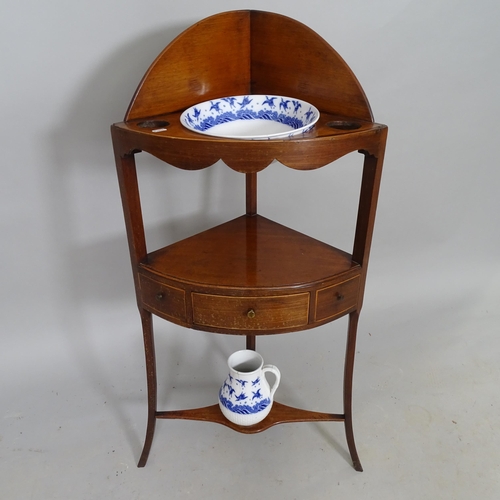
[156,402,344,434]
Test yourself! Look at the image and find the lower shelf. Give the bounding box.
[156,402,344,434]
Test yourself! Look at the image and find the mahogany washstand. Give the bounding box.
[111,10,387,471]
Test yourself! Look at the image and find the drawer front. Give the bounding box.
[192,293,310,331]
[314,276,360,322]
[139,275,187,323]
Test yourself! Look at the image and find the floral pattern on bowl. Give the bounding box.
[180,95,319,140]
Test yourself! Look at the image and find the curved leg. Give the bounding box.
[343,311,363,471]
[138,309,157,467]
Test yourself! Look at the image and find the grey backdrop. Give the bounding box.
[2,0,499,498]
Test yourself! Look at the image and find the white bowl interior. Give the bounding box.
[180,95,320,140]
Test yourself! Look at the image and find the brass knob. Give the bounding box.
[247,309,256,319]
[155,292,164,301]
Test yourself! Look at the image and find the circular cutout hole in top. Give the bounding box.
[137,120,170,128]
[326,120,362,130]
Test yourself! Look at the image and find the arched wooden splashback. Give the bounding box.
[125,10,373,122]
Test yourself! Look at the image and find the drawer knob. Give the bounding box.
[156,292,164,301]
[336,292,345,301]
[247,309,256,319]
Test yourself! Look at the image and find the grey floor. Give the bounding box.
[3,0,500,496]
[2,285,499,499]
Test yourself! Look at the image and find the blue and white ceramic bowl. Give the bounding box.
[180,95,320,140]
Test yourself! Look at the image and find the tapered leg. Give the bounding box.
[343,311,363,471]
[246,335,256,351]
[138,309,157,467]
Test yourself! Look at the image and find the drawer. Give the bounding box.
[192,292,310,331]
[139,275,187,323]
[314,276,360,322]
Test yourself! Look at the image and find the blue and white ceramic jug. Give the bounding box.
[219,350,281,426]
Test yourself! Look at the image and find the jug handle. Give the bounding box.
[262,365,281,399]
